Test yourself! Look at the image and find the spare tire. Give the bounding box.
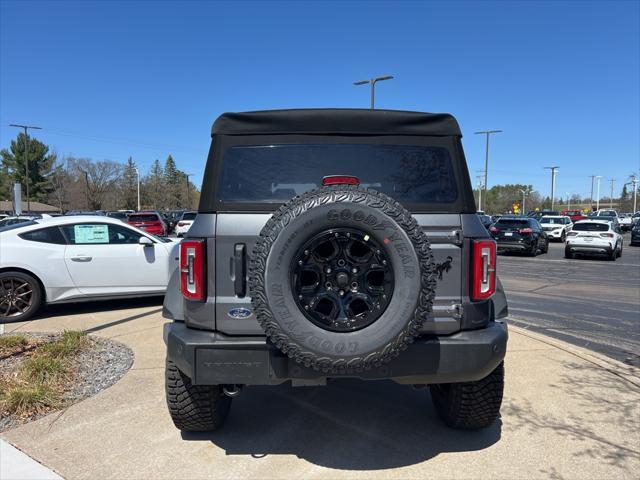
[249,185,436,373]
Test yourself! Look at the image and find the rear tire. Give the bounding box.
[430,362,505,429]
[608,249,617,261]
[0,271,43,323]
[527,245,537,257]
[165,359,232,432]
[564,247,574,259]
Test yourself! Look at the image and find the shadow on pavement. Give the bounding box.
[503,360,640,474]
[183,378,501,470]
[38,296,163,319]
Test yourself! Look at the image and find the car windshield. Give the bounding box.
[217,144,459,204]
[181,212,197,221]
[128,214,159,222]
[540,217,564,224]
[107,212,128,219]
[573,223,609,232]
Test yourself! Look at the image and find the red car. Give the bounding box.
[561,209,586,223]
[127,212,167,236]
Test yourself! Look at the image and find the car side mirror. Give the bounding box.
[139,236,154,246]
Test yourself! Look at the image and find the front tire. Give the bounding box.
[0,271,43,323]
[165,359,232,432]
[430,362,505,429]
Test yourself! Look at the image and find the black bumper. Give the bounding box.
[164,321,508,386]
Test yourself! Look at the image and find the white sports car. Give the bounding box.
[0,216,179,322]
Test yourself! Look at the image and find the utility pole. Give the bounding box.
[544,166,559,210]
[134,167,141,211]
[80,169,90,210]
[631,175,638,213]
[353,75,394,109]
[519,188,529,216]
[596,176,602,210]
[566,192,572,210]
[9,124,42,213]
[609,178,615,209]
[185,173,193,209]
[474,130,502,214]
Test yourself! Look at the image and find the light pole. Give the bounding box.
[609,178,615,209]
[185,173,193,209]
[474,130,502,214]
[589,175,597,211]
[9,124,42,213]
[595,176,602,210]
[353,75,394,109]
[519,188,529,216]
[566,192,572,210]
[628,175,638,213]
[544,166,559,210]
[476,174,484,211]
[134,167,140,211]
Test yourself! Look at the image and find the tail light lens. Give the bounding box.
[180,239,206,301]
[177,222,186,227]
[599,233,614,238]
[567,231,578,236]
[519,228,533,234]
[471,239,497,301]
[489,226,500,233]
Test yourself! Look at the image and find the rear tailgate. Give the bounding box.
[214,213,463,335]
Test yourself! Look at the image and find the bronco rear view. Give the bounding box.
[163,109,508,432]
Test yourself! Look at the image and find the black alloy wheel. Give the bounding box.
[0,272,42,322]
[291,228,394,332]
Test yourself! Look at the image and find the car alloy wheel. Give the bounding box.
[0,276,35,318]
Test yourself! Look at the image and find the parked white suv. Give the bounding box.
[174,211,197,237]
[539,215,573,242]
[565,220,623,260]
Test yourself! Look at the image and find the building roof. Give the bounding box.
[0,200,60,213]
[211,108,462,137]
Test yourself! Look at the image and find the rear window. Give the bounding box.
[217,144,458,205]
[19,227,66,244]
[540,217,565,224]
[181,212,197,221]
[0,221,37,232]
[573,223,609,232]
[128,214,159,222]
[496,219,531,228]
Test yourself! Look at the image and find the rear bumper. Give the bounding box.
[495,240,532,251]
[566,243,613,254]
[164,321,508,386]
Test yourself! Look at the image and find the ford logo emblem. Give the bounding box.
[228,307,252,319]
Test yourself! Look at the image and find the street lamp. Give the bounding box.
[519,189,529,216]
[566,192,572,210]
[595,176,602,210]
[353,75,394,109]
[9,124,42,213]
[474,130,502,213]
[133,167,140,211]
[544,166,559,210]
[185,173,193,209]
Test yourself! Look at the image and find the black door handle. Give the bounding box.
[234,244,246,298]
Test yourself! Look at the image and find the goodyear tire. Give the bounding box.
[249,185,437,374]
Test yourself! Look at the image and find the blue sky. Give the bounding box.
[1,0,638,200]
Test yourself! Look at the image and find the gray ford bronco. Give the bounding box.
[163,109,508,432]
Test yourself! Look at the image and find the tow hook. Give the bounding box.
[223,384,243,397]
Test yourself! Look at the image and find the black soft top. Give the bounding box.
[211,109,462,137]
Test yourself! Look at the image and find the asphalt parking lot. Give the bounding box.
[498,232,640,366]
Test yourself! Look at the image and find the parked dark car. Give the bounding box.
[106,211,131,221]
[489,217,549,256]
[127,211,167,236]
[477,213,493,229]
[631,222,640,246]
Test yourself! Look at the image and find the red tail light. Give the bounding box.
[489,226,500,233]
[519,228,533,234]
[177,222,186,227]
[322,175,360,186]
[567,231,578,236]
[599,232,614,238]
[180,239,206,301]
[471,239,496,301]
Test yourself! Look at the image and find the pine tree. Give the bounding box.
[121,157,139,210]
[163,155,182,209]
[0,133,56,203]
[148,159,164,209]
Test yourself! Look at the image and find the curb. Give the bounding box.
[509,324,640,388]
[0,439,63,480]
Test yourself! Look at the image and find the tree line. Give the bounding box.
[476,181,638,214]
[0,133,200,212]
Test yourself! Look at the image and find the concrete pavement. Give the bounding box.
[1,301,639,479]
